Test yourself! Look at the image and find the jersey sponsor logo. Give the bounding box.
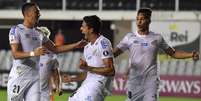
[101,40,108,49]
[103,50,109,56]
[32,37,38,40]
[141,42,148,46]
[25,34,31,38]
[85,96,92,101]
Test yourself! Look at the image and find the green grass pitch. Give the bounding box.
[1,89,201,101]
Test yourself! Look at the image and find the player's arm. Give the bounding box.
[10,43,46,59]
[164,47,199,60]
[113,47,124,57]
[43,39,87,54]
[62,72,87,83]
[80,58,115,76]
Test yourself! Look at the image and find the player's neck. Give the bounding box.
[23,19,35,28]
[137,29,149,35]
[90,34,100,44]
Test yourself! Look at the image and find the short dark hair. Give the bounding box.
[137,8,152,19]
[83,15,102,34]
[21,2,36,16]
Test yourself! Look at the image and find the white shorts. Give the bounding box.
[68,81,105,101]
[7,75,39,101]
[126,76,159,101]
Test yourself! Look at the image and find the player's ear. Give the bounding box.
[89,27,93,33]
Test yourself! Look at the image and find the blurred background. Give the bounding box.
[0,0,201,101]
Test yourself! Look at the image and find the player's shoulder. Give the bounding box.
[98,35,111,48]
[10,24,24,31]
[126,32,136,37]
[123,32,137,39]
[99,35,111,44]
[149,31,163,38]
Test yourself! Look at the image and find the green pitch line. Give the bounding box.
[54,93,201,101]
[1,89,201,101]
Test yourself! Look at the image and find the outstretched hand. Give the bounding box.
[75,39,88,48]
[192,51,199,61]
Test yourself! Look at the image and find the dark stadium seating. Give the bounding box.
[0,0,201,11]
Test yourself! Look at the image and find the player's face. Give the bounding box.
[28,5,41,26]
[80,21,92,40]
[136,13,150,31]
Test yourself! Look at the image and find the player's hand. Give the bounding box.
[33,46,47,56]
[192,51,199,61]
[79,58,88,70]
[36,26,51,37]
[62,74,71,83]
[75,39,88,48]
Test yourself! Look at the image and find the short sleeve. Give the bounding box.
[99,39,113,59]
[9,26,20,44]
[116,34,129,51]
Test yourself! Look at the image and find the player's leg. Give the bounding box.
[71,81,104,101]
[143,77,159,101]
[7,76,32,101]
[39,62,51,101]
[50,59,62,95]
[25,79,40,101]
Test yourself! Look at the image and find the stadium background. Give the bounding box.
[0,0,201,101]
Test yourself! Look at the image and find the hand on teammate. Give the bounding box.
[33,46,47,56]
[75,39,88,48]
[192,50,199,61]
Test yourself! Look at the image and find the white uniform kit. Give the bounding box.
[68,35,114,101]
[39,51,58,101]
[117,31,170,101]
[8,24,48,101]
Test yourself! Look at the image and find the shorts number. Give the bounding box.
[13,85,20,93]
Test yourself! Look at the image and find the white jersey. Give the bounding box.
[40,50,57,68]
[69,35,114,101]
[83,35,113,85]
[8,24,49,78]
[117,31,170,92]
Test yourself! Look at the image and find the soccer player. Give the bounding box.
[8,2,85,101]
[113,8,200,101]
[63,15,115,101]
[36,27,62,101]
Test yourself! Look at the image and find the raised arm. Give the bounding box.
[164,47,199,60]
[43,39,87,54]
[113,47,124,58]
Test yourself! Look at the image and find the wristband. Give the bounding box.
[30,51,35,57]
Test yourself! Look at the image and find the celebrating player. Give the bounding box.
[113,8,200,101]
[8,2,86,101]
[63,15,115,101]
